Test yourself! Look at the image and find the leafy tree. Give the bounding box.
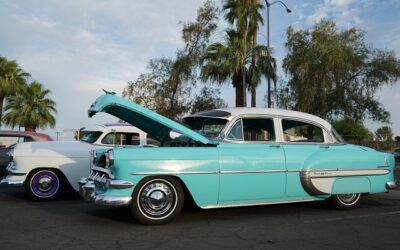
[191,86,228,114]
[123,1,218,120]
[0,56,30,124]
[3,81,57,131]
[124,58,192,120]
[331,119,373,142]
[223,0,266,107]
[282,20,400,122]
[375,126,394,142]
[201,29,276,107]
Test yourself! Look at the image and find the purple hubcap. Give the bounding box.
[30,170,60,198]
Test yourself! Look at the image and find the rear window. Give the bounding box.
[282,119,324,143]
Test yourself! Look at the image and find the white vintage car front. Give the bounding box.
[1,124,146,200]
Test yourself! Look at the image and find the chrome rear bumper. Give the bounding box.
[386,181,398,190]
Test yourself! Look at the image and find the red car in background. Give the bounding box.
[0,131,53,178]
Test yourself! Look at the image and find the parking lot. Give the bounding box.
[0,165,399,250]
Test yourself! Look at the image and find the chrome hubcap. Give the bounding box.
[38,177,52,191]
[139,181,175,217]
[338,194,358,204]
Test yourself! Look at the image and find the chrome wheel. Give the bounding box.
[26,169,63,200]
[132,177,184,225]
[138,179,177,219]
[337,194,360,205]
[330,193,362,210]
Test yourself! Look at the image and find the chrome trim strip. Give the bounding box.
[130,168,390,176]
[131,171,219,175]
[305,169,390,178]
[220,169,286,174]
[7,169,27,176]
[200,198,316,209]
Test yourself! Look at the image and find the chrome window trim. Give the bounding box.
[279,116,334,144]
[223,115,278,144]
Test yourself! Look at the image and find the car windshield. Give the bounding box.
[80,131,102,143]
[183,117,228,140]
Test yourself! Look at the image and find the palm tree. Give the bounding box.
[3,81,57,131]
[201,29,276,107]
[224,0,265,107]
[0,56,31,124]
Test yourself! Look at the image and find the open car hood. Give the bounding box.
[88,93,216,145]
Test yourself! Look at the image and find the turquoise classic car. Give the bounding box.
[79,92,398,225]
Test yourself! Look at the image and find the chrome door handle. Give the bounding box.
[270,144,281,148]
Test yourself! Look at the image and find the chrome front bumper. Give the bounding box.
[78,178,132,206]
[0,162,26,186]
[0,176,24,186]
[386,181,399,190]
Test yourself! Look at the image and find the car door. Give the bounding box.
[280,118,331,198]
[218,117,286,203]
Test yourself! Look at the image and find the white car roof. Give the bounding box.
[83,123,145,133]
[191,108,333,131]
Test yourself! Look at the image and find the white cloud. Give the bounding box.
[0,0,205,136]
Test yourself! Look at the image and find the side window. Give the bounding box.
[243,118,275,141]
[282,119,324,143]
[101,133,141,145]
[227,119,243,140]
[24,136,34,142]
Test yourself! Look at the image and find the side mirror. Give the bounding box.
[219,132,225,140]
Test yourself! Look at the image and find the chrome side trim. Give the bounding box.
[131,171,219,175]
[131,168,389,176]
[220,169,286,174]
[304,168,390,178]
[300,168,391,196]
[200,198,316,209]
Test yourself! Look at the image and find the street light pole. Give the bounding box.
[264,0,291,108]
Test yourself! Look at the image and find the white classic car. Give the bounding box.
[1,123,147,200]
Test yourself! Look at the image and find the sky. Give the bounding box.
[0,0,399,138]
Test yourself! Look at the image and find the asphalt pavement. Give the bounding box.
[0,165,399,249]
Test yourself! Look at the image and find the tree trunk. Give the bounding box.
[235,80,244,107]
[0,95,4,126]
[250,0,258,108]
[25,125,36,132]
